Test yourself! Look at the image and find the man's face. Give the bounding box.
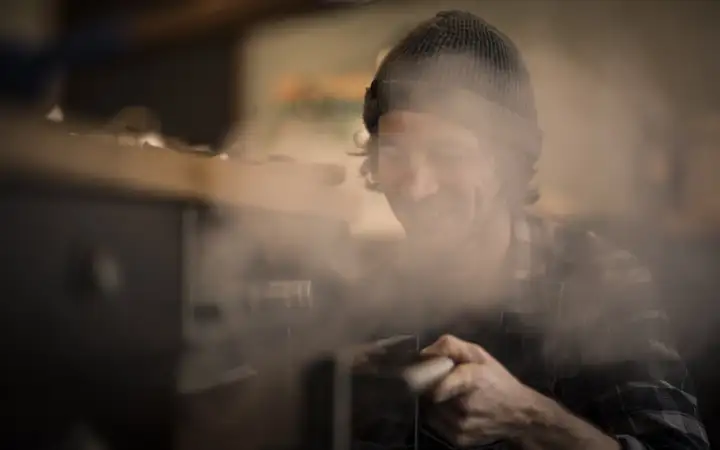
[376,110,502,252]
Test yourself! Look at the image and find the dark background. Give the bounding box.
[60,0,239,148]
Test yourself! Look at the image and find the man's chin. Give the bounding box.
[403,230,468,263]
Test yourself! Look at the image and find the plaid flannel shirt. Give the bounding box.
[353,215,709,450]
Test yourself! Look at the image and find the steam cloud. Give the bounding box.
[179,3,720,448]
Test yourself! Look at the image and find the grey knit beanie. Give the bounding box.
[362,11,542,203]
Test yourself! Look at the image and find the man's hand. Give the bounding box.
[420,335,540,447]
[421,335,620,450]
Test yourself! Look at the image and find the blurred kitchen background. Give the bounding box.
[4,0,720,448]
[9,0,715,232]
[4,0,716,222]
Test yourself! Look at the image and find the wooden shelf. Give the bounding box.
[0,112,360,223]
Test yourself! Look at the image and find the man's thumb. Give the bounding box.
[421,334,487,364]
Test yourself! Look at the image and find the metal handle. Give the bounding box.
[91,250,123,296]
[401,356,455,394]
[73,248,123,299]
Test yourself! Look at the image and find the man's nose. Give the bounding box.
[403,160,440,202]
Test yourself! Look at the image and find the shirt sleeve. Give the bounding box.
[587,352,709,450]
[553,238,709,450]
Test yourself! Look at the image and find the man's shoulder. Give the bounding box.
[529,217,678,363]
[527,216,652,287]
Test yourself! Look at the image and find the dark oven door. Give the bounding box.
[0,185,185,450]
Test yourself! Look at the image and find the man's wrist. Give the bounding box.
[515,388,620,450]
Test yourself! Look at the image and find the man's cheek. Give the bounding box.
[444,187,476,224]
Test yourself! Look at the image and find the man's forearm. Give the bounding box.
[518,393,621,450]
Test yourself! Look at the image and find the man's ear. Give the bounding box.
[359,154,381,192]
[352,130,382,192]
[349,129,370,156]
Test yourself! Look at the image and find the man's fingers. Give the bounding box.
[430,363,478,403]
[421,334,488,364]
[426,405,486,448]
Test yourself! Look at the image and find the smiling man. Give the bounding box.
[353,10,708,450]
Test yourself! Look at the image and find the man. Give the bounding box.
[353,10,708,450]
